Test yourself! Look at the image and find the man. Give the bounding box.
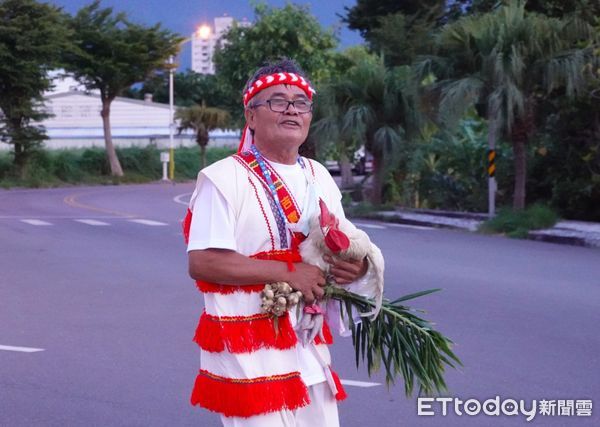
[184,59,382,426]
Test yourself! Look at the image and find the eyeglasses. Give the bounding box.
[251,98,313,114]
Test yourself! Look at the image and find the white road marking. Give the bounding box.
[0,345,45,353]
[340,379,381,388]
[174,192,192,206]
[128,219,168,226]
[75,219,110,226]
[20,219,52,226]
[0,215,117,219]
[388,223,435,230]
[353,222,387,230]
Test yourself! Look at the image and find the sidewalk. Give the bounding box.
[367,208,600,249]
[333,174,600,248]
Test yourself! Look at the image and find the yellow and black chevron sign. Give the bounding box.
[488,149,496,177]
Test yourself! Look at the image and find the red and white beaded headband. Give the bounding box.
[242,72,316,107]
[237,72,316,153]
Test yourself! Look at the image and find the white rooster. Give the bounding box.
[296,198,385,344]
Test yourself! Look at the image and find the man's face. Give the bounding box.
[245,84,313,151]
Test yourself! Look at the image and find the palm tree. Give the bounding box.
[311,88,359,190]
[415,0,596,210]
[317,59,422,204]
[176,104,230,169]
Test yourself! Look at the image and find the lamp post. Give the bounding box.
[167,24,212,181]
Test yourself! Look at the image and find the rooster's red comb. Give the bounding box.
[319,199,336,228]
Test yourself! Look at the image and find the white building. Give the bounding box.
[14,89,239,151]
[191,15,250,74]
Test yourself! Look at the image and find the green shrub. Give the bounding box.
[398,117,510,212]
[53,150,83,182]
[78,148,110,176]
[479,204,559,238]
[173,146,236,180]
[0,145,236,188]
[116,145,161,178]
[0,152,13,180]
[173,147,202,179]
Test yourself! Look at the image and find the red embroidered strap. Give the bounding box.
[191,369,310,417]
[195,311,297,353]
[234,151,302,224]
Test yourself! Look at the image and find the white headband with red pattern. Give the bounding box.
[238,72,316,154]
[242,72,316,107]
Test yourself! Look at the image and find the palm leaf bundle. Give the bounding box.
[324,285,462,397]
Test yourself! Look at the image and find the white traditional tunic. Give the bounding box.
[183,153,377,421]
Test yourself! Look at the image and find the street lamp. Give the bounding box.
[167,24,212,181]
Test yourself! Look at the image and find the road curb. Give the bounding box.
[348,211,599,249]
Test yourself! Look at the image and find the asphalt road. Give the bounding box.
[1,182,599,426]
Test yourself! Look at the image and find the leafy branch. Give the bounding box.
[324,285,462,397]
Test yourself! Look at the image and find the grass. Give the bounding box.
[478,204,559,238]
[342,196,399,218]
[0,145,235,189]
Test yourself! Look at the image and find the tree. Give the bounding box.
[343,0,446,38]
[342,0,468,66]
[467,0,600,22]
[0,0,71,177]
[311,47,380,189]
[125,70,231,110]
[175,104,230,169]
[213,3,339,124]
[64,1,182,176]
[415,0,597,210]
[316,58,422,203]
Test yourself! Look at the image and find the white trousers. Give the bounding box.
[220,381,340,427]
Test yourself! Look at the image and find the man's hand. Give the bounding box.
[323,254,368,285]
[286,262,326,304]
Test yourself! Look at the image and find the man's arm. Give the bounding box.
[189,249,326,304]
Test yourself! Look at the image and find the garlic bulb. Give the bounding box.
[260,282,303,317]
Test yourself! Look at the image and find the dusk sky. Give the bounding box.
[48,0,364,71]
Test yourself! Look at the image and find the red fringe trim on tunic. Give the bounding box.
[194,249,302,294]
[330,369,347,401]
[194,311,298,353]
[182,208,192,245]
[195,281,265,294]
[191,369,310,418]
[313,320,333,345]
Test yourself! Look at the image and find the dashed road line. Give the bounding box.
[20,219,52,226]
[0,215,117,219]
[0,344,45,353]
[340,379,381,388]
[128,219,168,226]
[75,219,110,226]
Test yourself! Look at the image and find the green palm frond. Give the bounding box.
[438,76,484,127]
[373,125,403,164]
[325,285,462,397]
[415,0,597,136]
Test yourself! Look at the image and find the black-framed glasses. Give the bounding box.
[251,98,313,114]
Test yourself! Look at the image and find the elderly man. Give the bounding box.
[183,59,381,427]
